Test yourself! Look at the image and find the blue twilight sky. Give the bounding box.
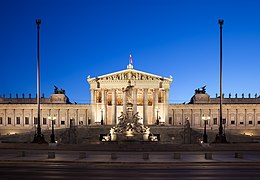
[0,0,260,104]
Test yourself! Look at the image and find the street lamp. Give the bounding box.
[214,19,228,143]
[202,114,210,143]
[32,19,46,143]
[156,108,159,125]
[48,115,56,143]
[101,109,104,125]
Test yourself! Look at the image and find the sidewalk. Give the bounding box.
[1,150,260,164]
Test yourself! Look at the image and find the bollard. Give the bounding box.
[111,153,117,160]
[143,153,149,160]
[79,152,87,159]
[17,151,25,157]
[205,153,212,160]
[173,153,181,159]
[48,152,55,159]
[235,152,243,159]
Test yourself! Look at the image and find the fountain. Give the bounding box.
[102,80,158,142]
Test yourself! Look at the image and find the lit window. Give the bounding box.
[16,117,20,124]
[43,118,47,125]
[34,118,38,124]
[8,117,11,124]
[25,117,29,124]
[213,118,217,125]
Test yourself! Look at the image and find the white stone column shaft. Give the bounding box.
[153,89,158,123]
[90,89,95,124]
[123,90,126,114]
[164,89,169,125]
[101,89,107,124]
[112,89,117,125]
[3,109,6,126]
[143,88,148,125]
[133,89,137,114]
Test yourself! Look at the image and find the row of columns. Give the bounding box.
[91,88,170,125]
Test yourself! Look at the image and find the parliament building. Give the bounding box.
[1,62,260,136]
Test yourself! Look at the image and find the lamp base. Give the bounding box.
[32,133,47,144]
[213,133,228,143]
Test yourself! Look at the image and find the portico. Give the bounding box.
[87,63,172,126]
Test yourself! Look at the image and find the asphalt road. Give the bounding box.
[1,162,260,180]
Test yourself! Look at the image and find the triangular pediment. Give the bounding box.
[88,67,172,83]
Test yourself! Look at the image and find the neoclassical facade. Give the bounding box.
[87,63,172,126]
[1,63,260,135]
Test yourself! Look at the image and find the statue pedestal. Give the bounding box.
[117,133,144,141]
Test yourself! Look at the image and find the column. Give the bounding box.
[90,89,95,124]
[13,109,15,126]
[57,109,60,127]
[133,88,137,114]
[85,109,88,125]
[164,89,169,125]
[112,89,117,125]
[76,109,78,126]
[254,109,256,126]
[67,109,70,128]
[3,109,6,126]
[226,108,229,128]
[245,109,247,127]
[101,89,107,124]
[22,109,24,127]
[153,88,158,123]
[123,90,126,114]
[143,88,148,125]
[236,109,238,126]
[31,109,34,128]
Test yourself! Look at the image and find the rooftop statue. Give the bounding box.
[195,85,206,94]
[54,85,65,94]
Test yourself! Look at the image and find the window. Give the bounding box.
[249,121,253,125]
[231,120,235,125]
[97,82,100,88]
[213,118,217,125]
[0,117,2,124]
[223,118,226,124]
[96,91,102,103]
[240,121,244,125]
[159,82,162,88]
[8,117,11,124]
[158,91,164,103]
[43,118,47,125]
[169,117,172,124]
[25,117,29,125]
[258,121,260,125]
[61,121,65,125]
[34,117,38,124]
[16,117,20,124]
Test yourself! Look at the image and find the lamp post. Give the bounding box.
[48,116,56,143]
[101,109,104,125]
[214,19,228,143]
[202,114,210,143]
[32,19,46,143]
